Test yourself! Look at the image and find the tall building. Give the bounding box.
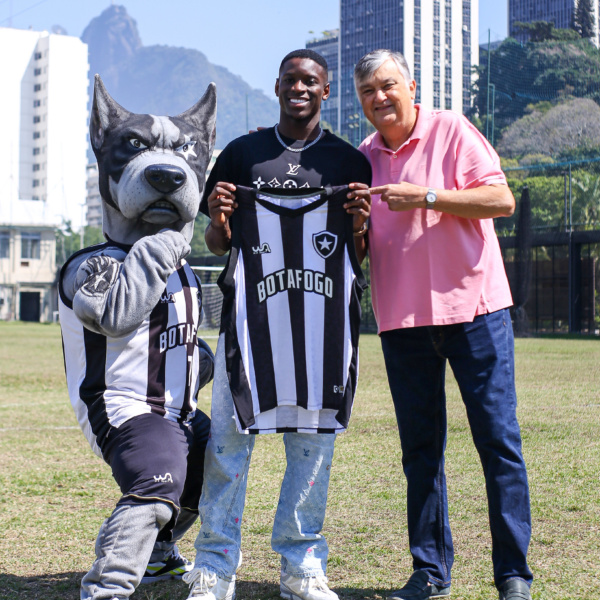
[0,27,88,321]
[307,29,341,133]
[509,0,600,47]
[339,0,479,146]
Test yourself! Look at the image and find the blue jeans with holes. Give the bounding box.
[380,309,532,589]
[192,335,335,580]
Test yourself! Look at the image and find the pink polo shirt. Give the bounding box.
[359,106,513,333]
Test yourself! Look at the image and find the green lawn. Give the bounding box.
[0,322,598,600]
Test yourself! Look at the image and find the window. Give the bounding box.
[32,164,40,172]
[33,116,41,123]
[33,99,41,107]
[32,179,40,187]
[0,232,9,259]
[34,52,42,60]
[34,84,41,92]
[33,148,40,155]
[34,68,42,76]
[21,233,41,259]
[33,132,41,139]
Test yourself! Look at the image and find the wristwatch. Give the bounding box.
[425,188,437,210]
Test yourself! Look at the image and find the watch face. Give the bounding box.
[426,191,436,203]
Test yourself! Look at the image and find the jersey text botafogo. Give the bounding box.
[219,186,366,434]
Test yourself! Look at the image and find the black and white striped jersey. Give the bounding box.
[59,244,203,458]
[218,186,366,434]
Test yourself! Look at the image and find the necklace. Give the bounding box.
[274,124,324,153]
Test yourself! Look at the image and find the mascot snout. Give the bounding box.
[145,164,187,194]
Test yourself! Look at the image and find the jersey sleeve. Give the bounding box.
[332,134,372,186]
[352,150,372,186]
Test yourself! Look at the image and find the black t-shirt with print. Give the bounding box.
[199,127,372,216]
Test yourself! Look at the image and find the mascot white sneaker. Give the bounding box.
[58,75,217,600]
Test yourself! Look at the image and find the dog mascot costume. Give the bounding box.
[58,75,217,600]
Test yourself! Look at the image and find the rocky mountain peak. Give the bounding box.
[80,5,278,151]
[82,5,142,79]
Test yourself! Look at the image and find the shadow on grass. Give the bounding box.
[0,573,386,600]
[236,581,387,599]
[0,572,191,600]
[0,572,83,600]
[334,587,388,600]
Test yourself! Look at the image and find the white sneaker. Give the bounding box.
[280,573,339,600]
[183,567,236,600]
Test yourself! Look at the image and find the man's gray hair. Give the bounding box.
[354,49,412,91]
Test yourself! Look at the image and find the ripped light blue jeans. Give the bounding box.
[192,335,336,579]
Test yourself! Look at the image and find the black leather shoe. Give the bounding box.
[498,578,532,600]
[387,570,450,600]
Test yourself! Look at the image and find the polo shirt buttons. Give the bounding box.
[392,154,397,158]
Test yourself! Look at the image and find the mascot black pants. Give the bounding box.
[81,409,210,600]
[103,410,210,526]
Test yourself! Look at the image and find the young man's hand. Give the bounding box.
[345,182,371,233]
[205,182,237,255]
[207,182,238,228]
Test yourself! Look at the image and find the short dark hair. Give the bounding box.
[279,49,329,78]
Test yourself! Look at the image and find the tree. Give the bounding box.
[496,98,600,159]
[574,0,596,40]
[504,174,566,232]
[471,38,530,139]
[503,167,600,233]
[512,21,580,42]
[188,213,214,262]
[471,37,600,143]
[571,170,600,229]
[55,223,104,266]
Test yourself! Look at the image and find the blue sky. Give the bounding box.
[0,0,508,95]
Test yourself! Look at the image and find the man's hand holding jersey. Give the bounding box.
[205,181,237,255]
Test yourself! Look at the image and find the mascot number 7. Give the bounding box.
[58,75,217,600]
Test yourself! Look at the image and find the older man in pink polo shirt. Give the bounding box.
[353,49,532,600]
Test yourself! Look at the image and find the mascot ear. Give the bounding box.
[176,82,217,157]
[90,74,133,153]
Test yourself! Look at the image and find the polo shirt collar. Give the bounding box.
[370,104,432,154]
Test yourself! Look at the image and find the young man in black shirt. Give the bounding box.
[184,49,371,600]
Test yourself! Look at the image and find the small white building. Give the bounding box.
[0,27,88,321]
[86,163,102,229]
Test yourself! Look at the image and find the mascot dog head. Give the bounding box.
[90,75,217,245]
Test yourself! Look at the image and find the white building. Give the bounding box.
[0,27,88,321]
[339,0,479,146]
[86,163,102,229]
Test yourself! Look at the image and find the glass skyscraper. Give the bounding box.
[337,0,478,146]
[307,29,341,133]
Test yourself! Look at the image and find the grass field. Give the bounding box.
[0,322,599,600]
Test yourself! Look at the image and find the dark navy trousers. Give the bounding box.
[380,308,532,589]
